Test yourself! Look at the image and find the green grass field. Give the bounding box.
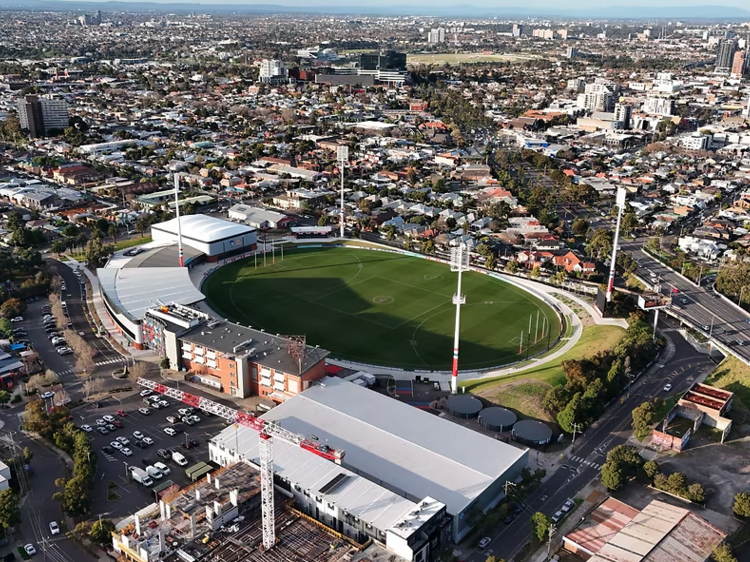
[407,53,537,66]
[202,247,561,370]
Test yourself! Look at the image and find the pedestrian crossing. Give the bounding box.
[57,357,127,377]
[570,455,602,470]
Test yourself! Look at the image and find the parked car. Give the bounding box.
[49,521,60,535]
[96,427,109,435]
[39,391,55,400]
[478,537,491,549]
[121,448,133,456]
[138,407,151,415]
[80,425,92,433]
[142,437,155,446]
[23,545,36,556]
[57,347,73,355]
[133,431,145,440]
[116,436,130,446]
[166,416,177,424]
[102,445,114,454]
[116,409,127,417]
[113,420,123,428]
[154,461,170,476]
[110,441,123,450]
[103,415,115,423]
[561,500,575,513]
[139,390,153,397]
[164,427,177,436]
[157,449,171,460]
[10,316,23,323]
[663,383,673,392]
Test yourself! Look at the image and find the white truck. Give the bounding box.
[131,467,154,487]
[171,451,188,466]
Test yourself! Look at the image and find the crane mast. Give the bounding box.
[137,378,344,550]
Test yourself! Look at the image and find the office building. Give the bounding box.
[512,24,523,37]
[642,97,674,116]
[565,46,579,58]
[532,29,554,40]
[715,39,737,73]
[17,95,69,138]
[355,50,407,84]
[567,77,585,91]
[577,91,614,113]
[427,27,445,44]
[731,50,746,77]
[258,59,288,83]
[614,103,632,129]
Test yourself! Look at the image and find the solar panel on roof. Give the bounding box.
[319,473,349,495]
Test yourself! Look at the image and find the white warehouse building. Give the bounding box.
[150,215,257,262]
[209,377,529,547]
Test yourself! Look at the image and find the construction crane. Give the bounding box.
[137,378,345,550]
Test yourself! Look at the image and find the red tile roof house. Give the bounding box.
[553,251,596,275]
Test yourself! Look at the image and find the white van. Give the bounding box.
[171,451,188,466]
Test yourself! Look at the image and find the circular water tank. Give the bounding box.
[445,395,483,419]
[512,420,553,445]
[478,407,517,432]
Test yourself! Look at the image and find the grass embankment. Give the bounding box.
[465,325,626,421]
[704,355,750,429]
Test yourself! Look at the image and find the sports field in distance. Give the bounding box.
[202,246,561,371]
[407,53,537,66]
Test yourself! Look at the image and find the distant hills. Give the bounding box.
[0,0,748,20]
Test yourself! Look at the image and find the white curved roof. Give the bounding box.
[152,215,254,243]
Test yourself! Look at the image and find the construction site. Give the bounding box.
[112,460,390,562]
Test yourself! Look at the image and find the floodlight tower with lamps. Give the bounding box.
[450,240,469,395]
[337,145,349,238]
[174,173,184,267]
[606,187,627,303]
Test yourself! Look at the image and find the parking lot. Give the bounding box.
[79,389,229,519]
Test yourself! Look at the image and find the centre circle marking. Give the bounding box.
[373,296,394,304]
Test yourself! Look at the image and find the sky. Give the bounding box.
[53,0,750,5]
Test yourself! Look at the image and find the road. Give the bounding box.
[48,259,123,366]
[620,238,750,360]
[467,324,716,562]
[0,412,96,562]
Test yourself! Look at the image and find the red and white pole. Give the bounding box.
[450,243,466,395]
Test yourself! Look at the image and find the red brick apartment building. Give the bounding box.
[179,321,328,401]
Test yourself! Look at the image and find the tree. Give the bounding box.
[0,489,21,530]
[108,223,119,244]
[0,390,9,407]
[89,518,116,544]
[23,447,33,464]
[600,461,624,491]
[712,544,737,562]
[485,253,497,271]
[572,218,589,236]
[1,298,26,319]
[666,472,688,496]
[631,400,656,433]
[733,492,750,518]
[622,212,639,234]
[160,357,171,370]
[642,460,660,481]
[505,260,520,274]
[51,239,68,256]
[687,482,705,504]
[318,215,328,227]
[0,318,11,338]
[557,392,581,433]
[85,237,113,270]
[531,511,552,541]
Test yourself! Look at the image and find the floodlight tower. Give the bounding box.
[337,145,349,238]
[174,173,184,267]
[450,240,469,395]
[606,187,627,302]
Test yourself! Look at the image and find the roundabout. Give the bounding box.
[201,246,561,371]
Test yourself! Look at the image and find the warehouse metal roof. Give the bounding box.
[152,215,255,243]
[589,500,726,562]
[213,428,424,533]
[222,377,527,516]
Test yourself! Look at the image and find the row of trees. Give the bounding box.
[631,397,666,434]
[543,312,658,435]
[23,400,96,515]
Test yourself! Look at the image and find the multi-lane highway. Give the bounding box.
[620,238,750,361]
[465,323,715,562]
